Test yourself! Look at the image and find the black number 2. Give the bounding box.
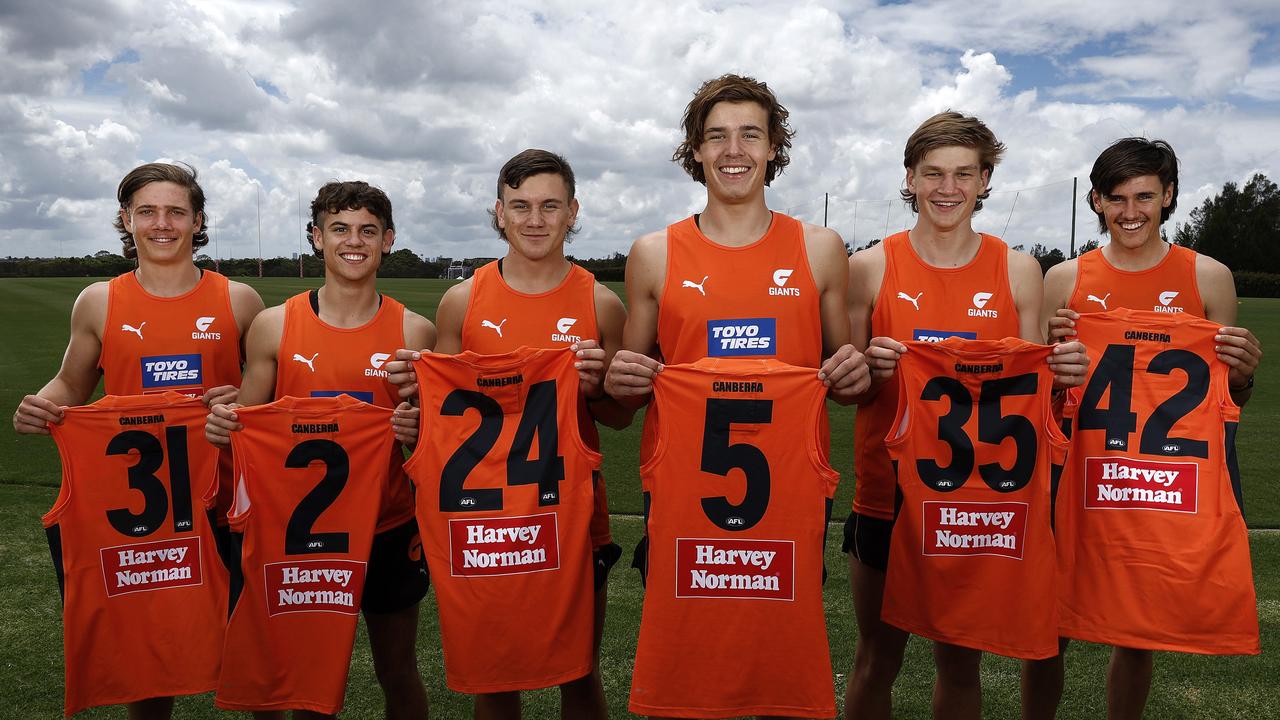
[284,439,350,555]
[439,380,565,512]
[915,373,1039,493]
[105,426,194,537]
[699,398,773,531]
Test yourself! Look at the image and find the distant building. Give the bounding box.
[444,257,497,279]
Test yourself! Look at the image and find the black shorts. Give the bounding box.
[593,542,622,592]
[362,518,430,614]
[842,511,894,573]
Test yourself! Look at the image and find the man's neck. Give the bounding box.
[908,221,982,268]
[1101,236,1170,271]
[696,198,774,248]
[134,261,201,297]
[500,252,572,294]
[316,277,381,328]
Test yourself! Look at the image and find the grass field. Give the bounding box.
[1,276,1276,718]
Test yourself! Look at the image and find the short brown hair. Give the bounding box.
[1088,137,1179,232]
[673,74,794,185]
[309,181,394,259]
[490,149,579,241]
[900,111,1006,213]
[113,162,209,259]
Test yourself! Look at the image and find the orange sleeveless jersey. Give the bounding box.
[404,347,598,692]
[217,395,393,713]
[46,392,228,716]
[1068,244,1205,317]
[461,260,612,547]
[1055,309,1258,654]
[275,291,413,533]
[100,269,243,515]
[853,231,1022,520]
[630,358,838,719]
[882,338,1065,659]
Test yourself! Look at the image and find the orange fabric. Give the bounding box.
[404,347,599,692]
[99,269,242,518]
[1068,244,1205,317]
[275,292,413,533]
[1055,309,1258,654]
[46,392,227,717]
[461,260,612,547]
[630,358,838,719]
[882,338,1064,659]
[853,231,1021,519]
[217,395,392,713]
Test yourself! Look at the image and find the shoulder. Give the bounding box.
[402,308,437,349]
[800,221,844,251]
[227,279,266,315]
[439,278,474,311]
[70,281,110,330]
[251,303,287,333]
[74,280,111,306]
[626,230,668,288]
[1042,257,1079,309]
[593,280,626,314]
[1005,244,1042,278]
[848,242,886,279]
[630,229,667,259]
[1193,251,1233,286]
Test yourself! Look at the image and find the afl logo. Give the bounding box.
[460,497,476,507]
[1108,438,1126,448]
[541,492,557,502]
[1162,444,1180,454]
[725,517,745,527]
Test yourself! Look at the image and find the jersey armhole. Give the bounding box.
[803,378,841,497]
[868,241,894,331]
[637,378,670,487]
[226,429,254,529]
[562,358,604,469]
[1040,367,1071,462]
[882,368,912,459]
[654,231,676,345]
[1065,252,1087,312]
[42,423,76,528]
[200,448,227,511]
[95,278,118,375]
[400,358,432,478]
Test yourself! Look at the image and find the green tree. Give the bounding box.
[1173,173,1280,272]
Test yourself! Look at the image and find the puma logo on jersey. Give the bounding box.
[552,317,581,343]
[192,316,221,340]
[122,322,146,339]
[896,291,923,310]
[769,268,799,296]
[365,352,391,378]
[968,291,998,318]
[682,276,709,296]
[1087,293,1110,310]
[1154,290,1184,313]
[292,353,319,372]
[482,319,507,337]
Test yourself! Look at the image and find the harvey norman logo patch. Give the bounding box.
[140,354,203,389]
[1084,456,1198,513]
[923,501,1028,560]
[912,329,978,343]
[707,318,776,356]
[101,536,203,597]
[675,537,794,601]
[448,513,560,577]
[265,559,365,616]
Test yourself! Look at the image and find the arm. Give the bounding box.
[203,279,267,408]
[13,282,107,434]
[580,282,636,430]
[383,280,467,402]
[390,309,438,446]
[1036,256,1089,389]
[848,244,900,401]
[1198,254,1260,406]
[204,306,283,448]
[603,231,665,409]
[806,224,869,405]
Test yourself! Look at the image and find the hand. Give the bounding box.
[384,348,427,401]
[1048,340,1090,389]
[604,350,662,399]
[391,401,420,449]
[205,403,243,449]
[1215,326,1262,391]
[820,344,871,400]
[865,336,908,383]
[202,384,238,408]
[1048,308,1079,343]
[571,340,607,400]
[13,394,64,435]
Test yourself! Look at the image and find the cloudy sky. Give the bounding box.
[2,0,1277,263]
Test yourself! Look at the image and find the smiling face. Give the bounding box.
[312,207,393,282]
[1092,174,1172,250]
[693,100,777,205]
[495,172,578,262]
[119,181,200,264]
[906,145,990,233]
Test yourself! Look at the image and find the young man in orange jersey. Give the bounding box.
[206,181,434,720]
[13,162,263,720]
[843,112,1087,720]
[1022,137,1262,720]
[387,149,627,719]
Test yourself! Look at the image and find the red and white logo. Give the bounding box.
[552,317,581,343]
[1084,456,1198,513]
[769,268,799,297]
[192,315,221,340]
[1154,290,1184,313]
[365,352,391,377]
[968,291,998,318]
[675,537,795,601]
[265,559,365,616]
[449,513,560,577]
[101,536,203,597]
[923,501,1028,560]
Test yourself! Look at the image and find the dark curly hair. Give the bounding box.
[113,162,209,259]
[309,181,394,259]
[672,74,794,186]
